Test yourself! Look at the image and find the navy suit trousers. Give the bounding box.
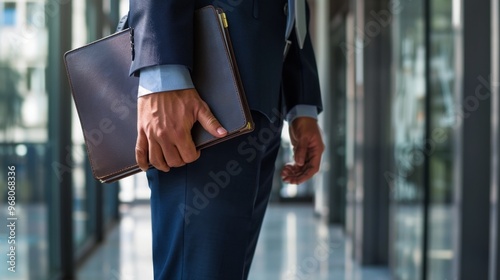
[146,111,283,280]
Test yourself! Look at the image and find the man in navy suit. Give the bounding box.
[129,0,324,279]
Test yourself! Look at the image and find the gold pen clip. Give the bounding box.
[220,12,228,28]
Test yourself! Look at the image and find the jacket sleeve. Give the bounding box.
[281,4,323,115]
[129,0,195,76]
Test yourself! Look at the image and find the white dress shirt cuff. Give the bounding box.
[138,64,194,97]
[286,105,318,123]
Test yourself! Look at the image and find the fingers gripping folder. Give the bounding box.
[64,6,253,183]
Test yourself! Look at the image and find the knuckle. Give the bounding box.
[135,147,145,157]
[198,99,210,110]
[150,155,165,168]
[149,158,160,167]
[199,105,215,120]
[135,150,147,164]
[156,128,171,139]
[135,142,146,150]
[206,116,218,127]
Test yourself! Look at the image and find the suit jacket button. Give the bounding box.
[130,28,135,60]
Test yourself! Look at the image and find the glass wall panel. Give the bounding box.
[0,0,51,279]
[427,0,457,278]
[390,0,426,279]
[71,0,94,254]
[1,0,121,277]
[329,19,347,225]
[71,0,121,253]
[493,0,500,276]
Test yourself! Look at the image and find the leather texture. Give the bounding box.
[64,6,253,183]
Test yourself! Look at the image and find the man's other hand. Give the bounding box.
[136,89,227,172]
[281,117,324,185]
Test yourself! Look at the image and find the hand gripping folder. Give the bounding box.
[64,6,253,183]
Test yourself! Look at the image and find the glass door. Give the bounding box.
[328,18,348,225]
[492,0,500,276]
[389,0,426,279]
[426,0,458,277]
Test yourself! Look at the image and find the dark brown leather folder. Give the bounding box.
[64,6,253,183]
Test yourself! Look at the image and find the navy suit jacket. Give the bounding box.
[129,0,322,120]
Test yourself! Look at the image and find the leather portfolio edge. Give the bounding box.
[64,6,254,183]
[194,6,254,150]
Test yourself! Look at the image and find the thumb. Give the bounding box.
[293,138,308,167]
[197,106,227,138]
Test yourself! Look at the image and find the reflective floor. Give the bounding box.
[77,204,391,280]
